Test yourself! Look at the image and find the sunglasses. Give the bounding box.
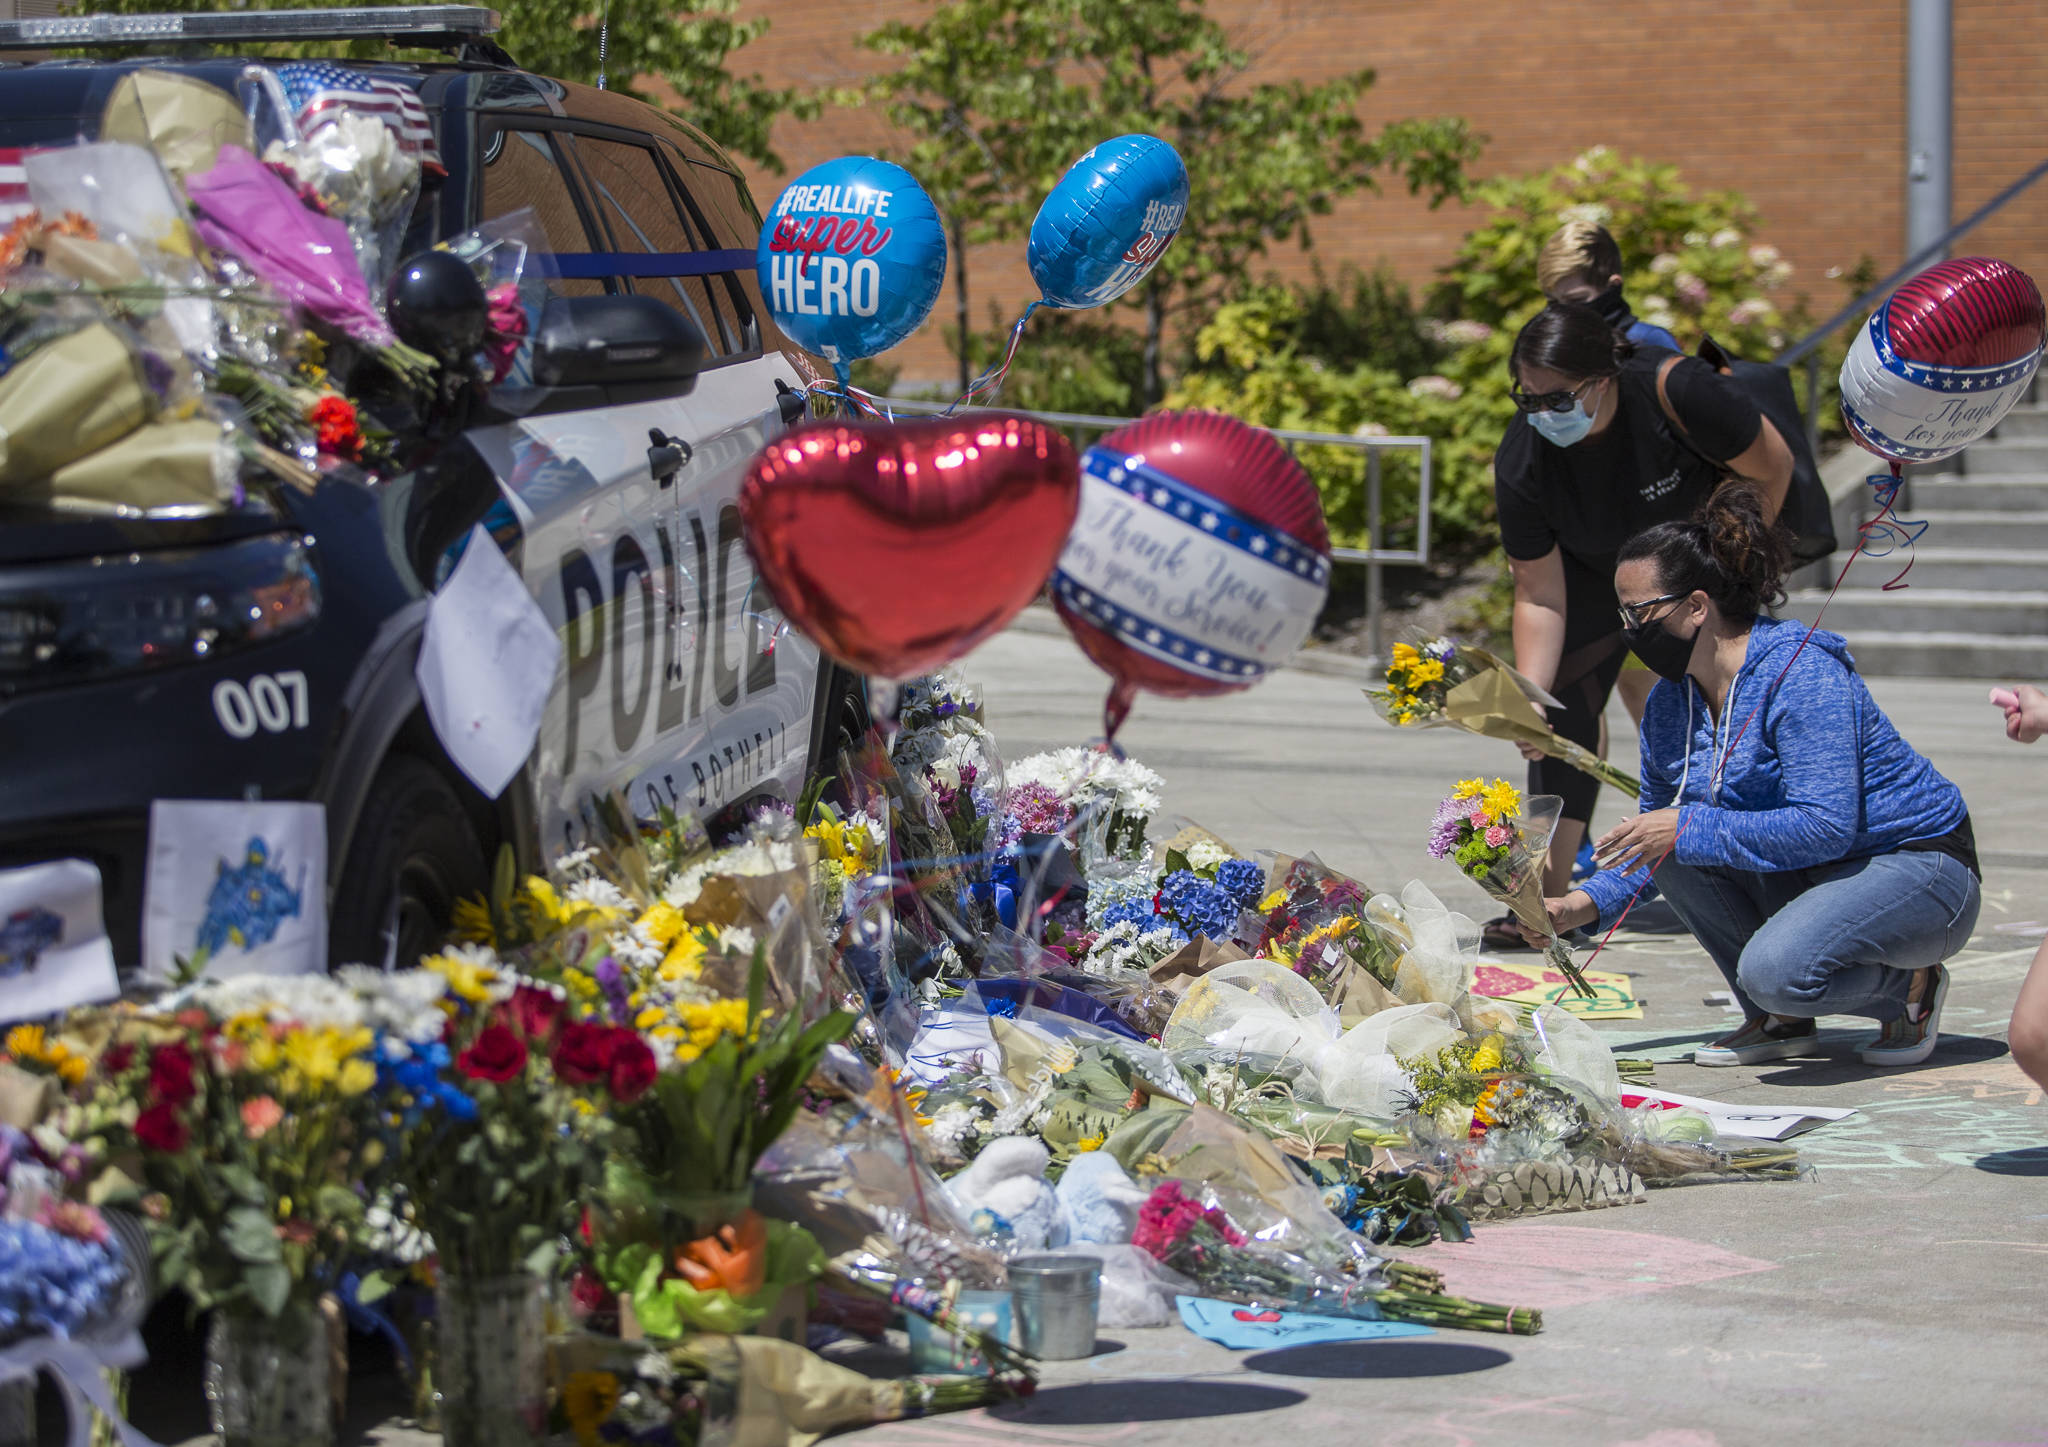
[1510,376,1601,414]
[1618,592,1688,631]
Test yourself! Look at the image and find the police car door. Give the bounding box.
[463,118,817,855]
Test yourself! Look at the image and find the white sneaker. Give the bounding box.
[1860,964,1949,1067]
[1693,1017,1819,1067]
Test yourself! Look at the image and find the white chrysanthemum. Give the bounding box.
[1184,840,1229,874]
[338,966,449,1043]
[608,925,664,973]
[661,837,798,908]
[567,876,631,913]
[192,973,367,1031]
[719,925,758,958]
[923,1102,979,1149]
[554,846,600,875]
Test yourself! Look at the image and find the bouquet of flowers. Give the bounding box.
[0,1119,135,1345]
[1370,637,1639,798]
[1428,779,1593,999]
[353,955,620,1284]
[83,976,381,1322]
[1007,746,1163,864]
[1237,855,1402,1002]
[1132,1178,1540,1334]
[589,953,855,1339]
[548,1332,1023,1447]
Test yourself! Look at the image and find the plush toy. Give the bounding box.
[1054,1151,1150,1245]
[945,1136,1065,1250]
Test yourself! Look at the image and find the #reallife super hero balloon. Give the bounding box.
[1051,410,1331,738]
[740,415,1079,678]
[757,156,947,375]
[1028,135,1189,309]
[1839,256,2046,467]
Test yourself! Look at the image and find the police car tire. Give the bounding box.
[330,754,487,970]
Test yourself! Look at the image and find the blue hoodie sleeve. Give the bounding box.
[1674,649,1861,871]
[1578,682,1684,931]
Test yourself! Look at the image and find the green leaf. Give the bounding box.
[218,1164,267,1205]
[223,1206,283,1265]
[245,1262,292,1318]
[316,1184,364,1224]
[354,1271,396,1306]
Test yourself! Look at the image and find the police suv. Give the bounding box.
[0,6,862,979]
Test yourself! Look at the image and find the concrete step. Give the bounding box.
[1813,546,2048,590]
[1782,587,2048,636]
[1800,629,2048,680]
[1897,510,2048,548]
[1988,407,2048,439]
[1893,475,2048,511]
[1953,438,2048,473]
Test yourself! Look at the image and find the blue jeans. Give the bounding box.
[1656,852,1981,1024]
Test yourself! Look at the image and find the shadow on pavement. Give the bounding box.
[1975,1146,2048,1175]
[1242,1341,1514,1379]
[993,1381,1306,1424]
[1757,1033,2010,1087]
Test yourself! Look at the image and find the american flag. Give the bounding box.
[273,62,445,176]
[0,149,36,228]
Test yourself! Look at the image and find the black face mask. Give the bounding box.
[1625,615,1698,683]
[1585,284,1632,329]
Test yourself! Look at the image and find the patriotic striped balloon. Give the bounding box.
[1051,410,1331,738]
[1839,256,2046,466]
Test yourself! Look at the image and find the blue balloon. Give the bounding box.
[1028,135,1189,309]
[756,155,947,367]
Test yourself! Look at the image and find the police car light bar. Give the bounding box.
[0,5,500,50]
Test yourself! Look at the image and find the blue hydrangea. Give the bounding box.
[1157,869,1238,942]
[1215,858,1265,912]
[0,1220,125,1339]
[1100,897,1161,933]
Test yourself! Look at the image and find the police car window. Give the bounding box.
[569,135,738,355]
[478,128,605,300]
[674,159,762,353]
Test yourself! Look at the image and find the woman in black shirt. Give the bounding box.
[1493,302,1794,912]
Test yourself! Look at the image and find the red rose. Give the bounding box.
[101,1042,134,1074]
[568,1265,613,1318]
[456,1024,528,1083]
[148,1044,196,1106]
[606,1033,657,1103]
[134,1103,189,1153]
[505,986,564,1046]
[551,1021,618,1085]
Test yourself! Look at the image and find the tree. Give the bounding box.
[850,2,1072,394]
[844,0,1479,405]
[85,0,805,171]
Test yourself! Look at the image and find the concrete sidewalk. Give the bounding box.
[852,626,2048,1447]
[127,624,2048,1446]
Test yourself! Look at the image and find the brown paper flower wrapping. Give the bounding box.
[0,321,155,486]
[33,416,233,515]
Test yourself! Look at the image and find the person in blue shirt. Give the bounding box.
[1538,220,1681,352]
[1531,486,1979,1069]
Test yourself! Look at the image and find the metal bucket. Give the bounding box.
[1008,1254,1101,1360]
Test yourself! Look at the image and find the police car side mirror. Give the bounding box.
[532,293,708,397]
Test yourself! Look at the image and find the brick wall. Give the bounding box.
[731,0,2048,389]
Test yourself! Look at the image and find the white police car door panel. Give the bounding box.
[467,351,819,854]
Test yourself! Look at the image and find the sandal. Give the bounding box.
[1480,913,1535,952]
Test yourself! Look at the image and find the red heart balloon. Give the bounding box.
[740,414,1080,676]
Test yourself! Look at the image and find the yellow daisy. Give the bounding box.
[1480,779,1522,822]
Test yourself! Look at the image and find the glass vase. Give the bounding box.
[204,1303,332,1447]
[434,1273,548,1447]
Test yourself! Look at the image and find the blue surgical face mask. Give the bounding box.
[1529,400,1595,447]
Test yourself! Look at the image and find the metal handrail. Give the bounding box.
[879,397,1432,662]
[1775,155,2048,454]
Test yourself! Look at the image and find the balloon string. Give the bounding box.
[1102,677,1137,744]
[1582,459,1920,965]
[947,301,1041,415]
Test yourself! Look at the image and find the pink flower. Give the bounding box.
[36,1198,108,1245]
[240,1095,284,1139]
[1484,824,1511,848]
[1469,808,1490,829]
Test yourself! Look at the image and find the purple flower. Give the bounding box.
[1006,782,1074,836]
[1424,639,1457,663]
[592,956,632,1024]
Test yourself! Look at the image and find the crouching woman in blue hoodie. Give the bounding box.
[1536,486,1980,1068]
